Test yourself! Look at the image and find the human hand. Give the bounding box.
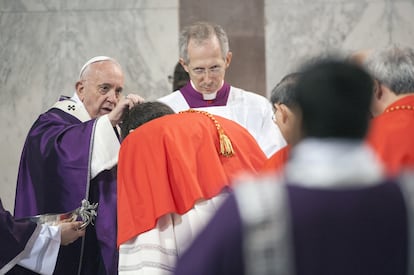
[108,93,145,126]
[59,221,85,246]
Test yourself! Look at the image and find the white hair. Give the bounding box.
[364,46,414,94]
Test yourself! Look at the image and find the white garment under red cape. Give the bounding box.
[158,85,286,157]
[117,111,267,274]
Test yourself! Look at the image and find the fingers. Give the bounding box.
[124,94,145,108]
[71,221,86,239]
[73,221,85,230]
[109,93,145,126]
[60,221,85,246]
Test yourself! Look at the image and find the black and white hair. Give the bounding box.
[179,21,230,64]
[364,46,414,95]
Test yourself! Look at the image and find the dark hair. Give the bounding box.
[295,59,373,139]
[120,101,175,139]
[172,62,189,91]
[270,72,301,108]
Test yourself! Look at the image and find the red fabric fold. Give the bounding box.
[367,95,414,176]
[117,112,266,246]
[262,145,291,173]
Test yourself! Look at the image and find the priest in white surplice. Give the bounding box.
[158,21,286,157]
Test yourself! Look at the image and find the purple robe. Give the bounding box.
[179,82,231,107]
[174,180,409,275]
[0,199,38,273]
[14,107,118,275]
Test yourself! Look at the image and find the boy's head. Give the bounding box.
[295,59,373,140]
[120,101,175,139]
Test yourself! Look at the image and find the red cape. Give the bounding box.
[262,145,291,173]
[117,112,266,246]
[366,94,414,176]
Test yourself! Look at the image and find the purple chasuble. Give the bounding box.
[0,199,37,272]
[174,180,409,275]
[286,180,407,275]
[179,82,231,108]
[14,106,118,275]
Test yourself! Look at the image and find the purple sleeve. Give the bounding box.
[15,108,119,274]
[15,108,95,217]
[174,194,245,275]
[0,199,37,270]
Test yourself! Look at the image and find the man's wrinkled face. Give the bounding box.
[76,61,124,119]
[181,36,232,94]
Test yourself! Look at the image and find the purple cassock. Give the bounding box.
[0,199,38,273]
[174,179,412,275]
[14,104,118,274]
[179,81,230,107]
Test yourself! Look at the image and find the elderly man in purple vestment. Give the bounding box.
[174,60,414,275]
[14,56,144,275]
[158,21,286,157]
[1,198,85,274]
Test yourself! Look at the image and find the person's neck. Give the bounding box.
[190,80,224,100]
[381,91,414,114]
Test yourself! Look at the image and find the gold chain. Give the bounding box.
[385,105,414,113]
[179,109,235,157]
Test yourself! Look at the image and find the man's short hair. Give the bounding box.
[120,102,175,140]
[270,72,301,108]
[295,59,373,139]
[179,21,229,64]
[364,46,414,95]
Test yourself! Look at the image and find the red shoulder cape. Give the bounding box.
[117,112,266,246]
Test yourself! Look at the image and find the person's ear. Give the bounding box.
[179,58,189,73]
[75,81,85,101]
[225,52,232,68]
[274,103,288,124]
[276,104,289,123]
[373,79,383,100]
[370,79,387,117]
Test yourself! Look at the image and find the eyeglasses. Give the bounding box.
[187,65,223,76]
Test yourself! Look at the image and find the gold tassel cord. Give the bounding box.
[219,130,234,157]
[180,109,235,157]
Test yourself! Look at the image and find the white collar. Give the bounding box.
[190,80,224,100]
[71,92,82,104]
[70,93,91,120]
[284,138,386,189]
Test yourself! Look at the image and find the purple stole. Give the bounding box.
[179,82,231,107]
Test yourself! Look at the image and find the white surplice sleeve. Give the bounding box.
[17,224,61,275]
